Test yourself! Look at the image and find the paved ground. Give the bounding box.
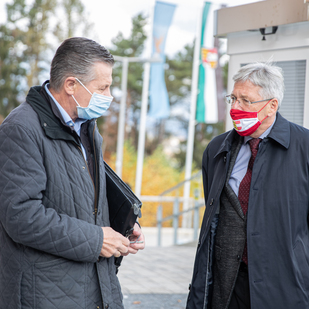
[122,294,188,309]
[117,228,198,309]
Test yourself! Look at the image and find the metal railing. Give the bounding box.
[156,171,205,246]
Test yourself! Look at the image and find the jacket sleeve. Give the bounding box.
[0,123,103,263]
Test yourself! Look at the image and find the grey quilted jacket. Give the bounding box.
[0,85,123,309]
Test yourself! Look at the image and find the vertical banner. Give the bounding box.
[196,2,219,123]
[148,1,176,119]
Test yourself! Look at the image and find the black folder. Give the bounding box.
[104,162,142,237]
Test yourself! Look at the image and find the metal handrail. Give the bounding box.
[158,170,202,197]
[157,199,205,246]
[156,169,204,246]
[158,202,204,222]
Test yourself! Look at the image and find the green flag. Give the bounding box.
[196,2,219,123]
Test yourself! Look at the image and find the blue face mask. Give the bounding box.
[72,77,113,120]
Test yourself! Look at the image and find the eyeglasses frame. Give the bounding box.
[225,94,274,106]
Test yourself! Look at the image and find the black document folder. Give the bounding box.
[104,162,142,237]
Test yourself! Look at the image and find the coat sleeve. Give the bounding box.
[0,123,103,263]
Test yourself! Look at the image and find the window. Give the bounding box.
[276,60,306,126]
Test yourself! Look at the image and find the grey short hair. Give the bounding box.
[233,62,284,108]
[50,37,114,91]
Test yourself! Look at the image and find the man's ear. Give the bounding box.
[268,98,279,116]
[63,77,77,96]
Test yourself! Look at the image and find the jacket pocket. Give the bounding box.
[33,258,86,309]
[293,239,309,292]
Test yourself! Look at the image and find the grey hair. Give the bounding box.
[49,37,114,91]
[233,62,284,108]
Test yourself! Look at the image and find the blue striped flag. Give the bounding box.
[148,1,176,119]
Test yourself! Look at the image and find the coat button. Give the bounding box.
[105,304,109,309]
[237,255,241,261]
[209,198,214,206]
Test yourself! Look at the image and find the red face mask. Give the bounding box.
[230,100,272,136]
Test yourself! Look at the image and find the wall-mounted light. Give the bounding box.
[259,26,278,41]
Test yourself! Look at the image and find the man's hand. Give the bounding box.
[122,222,145,256]
[100,227,130,258]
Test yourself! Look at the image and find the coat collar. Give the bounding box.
[26,83,97,145]
[214,130,241,158]
[26,85,77,144]
[267,112,290,149]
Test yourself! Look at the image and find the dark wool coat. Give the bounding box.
[186,113,309,309]
[0,85,123,309]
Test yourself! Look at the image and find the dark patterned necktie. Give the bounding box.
[238,138,261,264]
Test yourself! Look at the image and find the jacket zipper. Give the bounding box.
[203,238,210,309]
[92,121,99,222]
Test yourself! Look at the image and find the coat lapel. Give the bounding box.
[224,136,245,220]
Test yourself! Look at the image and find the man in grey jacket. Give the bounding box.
[0,37,145,309]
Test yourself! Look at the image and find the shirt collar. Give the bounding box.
[44,83,87,135]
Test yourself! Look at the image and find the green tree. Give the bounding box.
[166,43,194,106]
[0,0,93,119]
[22,0,56,86]
[53,0,94,41]
[0,22,26,118]
[101,13,147,156]
[144,42,195,155]
[0,0,56,117]
[174,122,225,170]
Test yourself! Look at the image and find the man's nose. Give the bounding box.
[104,88,111,97]
[231,99,241,109]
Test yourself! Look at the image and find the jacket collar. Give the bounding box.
[267,112,290,149]
[214,112,289,158]
[214,130,240,158]
[26,83,89,145]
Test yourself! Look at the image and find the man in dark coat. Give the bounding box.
[186,62,309,309]
[0,37,145,309]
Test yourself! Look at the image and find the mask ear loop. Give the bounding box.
[73,77,93,108]
[72,95,81,107]
[258,99,273,122]
[75,77,93,96]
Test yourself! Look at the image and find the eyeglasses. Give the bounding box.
[225,95,274,107]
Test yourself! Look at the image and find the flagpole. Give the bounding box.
[115,57,128,178]
[135,1,155,197]
[182,2,204,228]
